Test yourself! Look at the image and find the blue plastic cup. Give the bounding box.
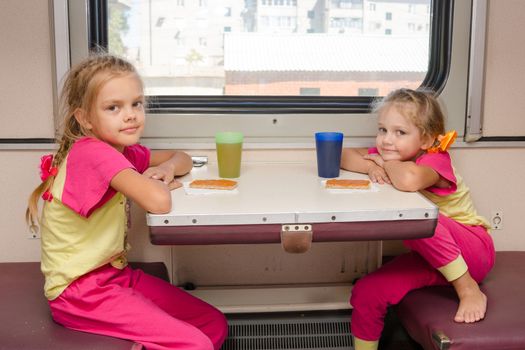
[315,132,344,178]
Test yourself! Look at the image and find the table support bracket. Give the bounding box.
[281,224,313,253]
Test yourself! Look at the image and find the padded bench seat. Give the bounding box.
[396,251,525,350]
[0,262,169,350]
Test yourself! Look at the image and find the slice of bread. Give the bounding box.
[325,179,371,189]
[189,179,238,190]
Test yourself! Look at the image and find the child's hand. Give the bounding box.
[367,164,391,184]
[167,179,183,191]
[363,154,391,184]
[143,164,176,185]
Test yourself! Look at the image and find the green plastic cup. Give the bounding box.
[215,132,244,178]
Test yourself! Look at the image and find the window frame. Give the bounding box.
[59,0,477,147]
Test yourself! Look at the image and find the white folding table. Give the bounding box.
[146,161,438,312]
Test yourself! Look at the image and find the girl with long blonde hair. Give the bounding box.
[26,54,227,350]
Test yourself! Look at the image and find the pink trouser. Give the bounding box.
[49,264,228,350]
[350,214,495,341]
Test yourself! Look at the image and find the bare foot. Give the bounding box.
[451,271,487,323]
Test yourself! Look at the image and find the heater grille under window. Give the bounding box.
[221,313,353,350]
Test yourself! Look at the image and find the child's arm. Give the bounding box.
[144,150,193,189]
[110,151,192,214]
[382,160,440,192]
[110,169,172,214]
[341,148,391,184]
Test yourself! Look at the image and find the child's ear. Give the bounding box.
[73,108,92,130]
[420,134,435,150]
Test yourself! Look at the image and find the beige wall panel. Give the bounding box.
[451,148,525,251]
[0,151,44,262]
[0,0,55,138]
[482,0,525,136]
[170,242,374,287]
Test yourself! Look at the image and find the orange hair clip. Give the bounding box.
[427,130,457,153]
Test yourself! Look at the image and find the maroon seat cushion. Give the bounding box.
[0,262,169,350]
[396,251,525,350]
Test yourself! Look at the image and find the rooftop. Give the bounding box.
[224,33,429,72]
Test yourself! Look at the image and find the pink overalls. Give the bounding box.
[350,213,494,341]
[49,265,228,350]
[350,150,495,342]
[41,138,227,350]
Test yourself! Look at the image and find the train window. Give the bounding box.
[66,0,465,144]
[101,0,439,109]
